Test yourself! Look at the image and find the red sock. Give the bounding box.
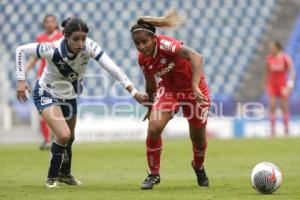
[192,141,207,170]
[283,112,289,135]
[40,119,50,143]
[270,113,276,137]
[146,137,162,175]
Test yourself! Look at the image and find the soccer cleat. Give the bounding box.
[58,173,82,185]
[192,162,209,187]
[141,173,160,190]
[45,178,59,188]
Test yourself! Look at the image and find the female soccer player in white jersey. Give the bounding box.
[16,17,147,188]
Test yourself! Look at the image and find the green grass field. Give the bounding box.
[0,138,300,200]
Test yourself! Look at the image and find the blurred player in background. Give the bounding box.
[16,17,147,188]
[266,41,295,136]
[131,9,210,190]
[25,14,63,150]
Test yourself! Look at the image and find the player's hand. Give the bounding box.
[142,100,154,121]
[285,80,294,96]
[281,86,291,97]
[192,86,208,104]
[133,92,148,104]
[16,80,31,103]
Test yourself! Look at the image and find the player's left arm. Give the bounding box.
[177,45,208,102]
[88,39,147,103]
[286,55,296,90]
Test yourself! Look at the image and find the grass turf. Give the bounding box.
[0,138,299,200]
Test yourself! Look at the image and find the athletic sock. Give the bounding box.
[146,137,162,175]
[270,113,276,137]
[192,142,207,170]
[283,112,289,135]
[47,141,66,178]
[60,140,73,175]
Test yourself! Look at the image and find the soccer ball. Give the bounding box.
[250,162,282,194]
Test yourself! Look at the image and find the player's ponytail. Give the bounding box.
[131,8,185,35]
[61,17,89,37]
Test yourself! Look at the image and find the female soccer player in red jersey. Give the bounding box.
[25,14,63,150]
[266,41,295,136]
[130,9,211,189]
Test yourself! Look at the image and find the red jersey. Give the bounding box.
[266,52,292,86]
[36,30,63,76]
[138,35,205,93]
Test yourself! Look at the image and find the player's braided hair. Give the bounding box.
[130,8,185,35]
[61,17,89,37]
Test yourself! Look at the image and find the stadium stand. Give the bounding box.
[0,0,282,121]
[286,15,300,100]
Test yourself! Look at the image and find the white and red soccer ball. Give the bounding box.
[251,162,283,194]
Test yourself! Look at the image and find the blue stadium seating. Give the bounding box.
[286,14,300,100]
[0,0,278,107]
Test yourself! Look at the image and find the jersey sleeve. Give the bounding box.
[16,43,38,80]
[85,37,104,61]
[15,42,54,80]
[284,54,293,69]
[36,42,55,59]
[159,37,183,56]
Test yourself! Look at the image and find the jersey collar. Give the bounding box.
[61,39,77,60]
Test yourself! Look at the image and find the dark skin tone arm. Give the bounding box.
[143,74,157,121]
[178,45,208,103]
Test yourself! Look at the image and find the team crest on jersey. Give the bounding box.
[55,60,66,69]
[66,72,78,82]
[80,53,87,59]
[160,39,176,52]
[160,58,167,64]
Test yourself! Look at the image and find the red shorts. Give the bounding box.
[267,84,288,98]
[152,82,210,128]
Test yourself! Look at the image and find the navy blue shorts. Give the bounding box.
[33,80,77,118]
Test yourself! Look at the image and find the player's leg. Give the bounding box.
[141,109,173,190]
[189,123,209,187]
[268,95,276,137]
[59,115,76,176]
[279,96,289,135]
[182,99,210,187]
[58,110,81,185]
[39,118,51,150]
[41,106,71,188]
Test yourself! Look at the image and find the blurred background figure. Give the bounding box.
[25,14,63,150]
[265,41,295,137]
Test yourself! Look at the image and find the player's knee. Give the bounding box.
[58,129,71,145]
[148,122,163,139]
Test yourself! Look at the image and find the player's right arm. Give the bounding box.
[285,55,296,91]
[142,74,156,121]
[139,54,157,120]
[145,74,156,102]
[15,42,53,102]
